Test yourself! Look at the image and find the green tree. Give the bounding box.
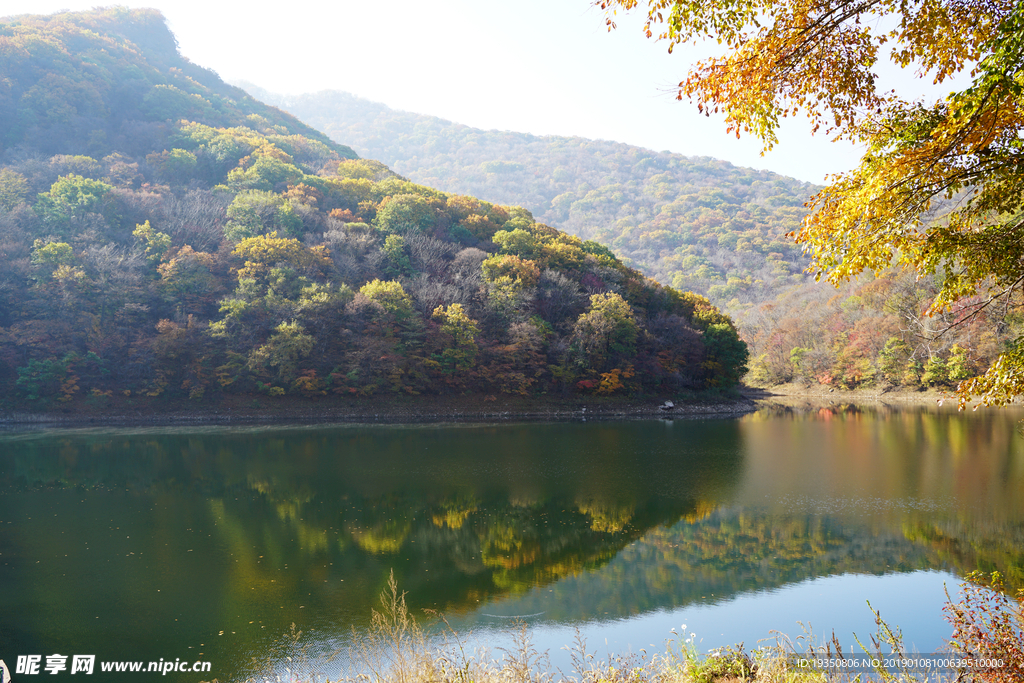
[225,190,303,242]
[481,254,541,288]
[0,169,29,210]
[789,346,810,377]
[878,337,912,385]
[599,0,1022,405]
[374,194,437,234]
[702,322,749,387]
[571,292,639,370]
[296,282,354,320]
[146,148,198,185]
[921,355,948,387]
[16,357,72,405]
[133,220,171,262]
[492,228,542,261]
[141,84,212,121]
[31,240,75,268]
[247,320,314,388]
[947,344,973,382]
[231,232,331,286]
[34,174,113,234]
[902,358,924,388]
[16,352,106,405]
[210,234,331,346]
[226,153,305,192]
[360,279,414,317]
[381,234,412,276]
[432,303,480,373]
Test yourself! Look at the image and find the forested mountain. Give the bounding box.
[249,88,1023,395]
[0,8,747,411]
[248,88,817,307]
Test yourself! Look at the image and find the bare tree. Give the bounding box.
[537,269,584,326]
[404,232,456,277]
[161,189,229,252]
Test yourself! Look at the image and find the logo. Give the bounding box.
[0,658,11,683]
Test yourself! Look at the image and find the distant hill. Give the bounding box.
[0,8,747,410]
[245,88,819,308]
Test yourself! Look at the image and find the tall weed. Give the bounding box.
[249,571,1024,683]
[944,571,1024,683]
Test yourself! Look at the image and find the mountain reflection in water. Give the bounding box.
[0,406,1020,681]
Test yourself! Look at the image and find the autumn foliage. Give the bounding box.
[945,572,1024,683]
[0,8,747,409]
[600,0,1024,406]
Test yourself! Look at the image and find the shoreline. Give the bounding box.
[0,383,982,428]
[0,391,759,427]
[744,382,959,406]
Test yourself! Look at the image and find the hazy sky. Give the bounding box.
[5,0,962,184]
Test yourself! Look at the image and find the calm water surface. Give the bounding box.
[0,404,1021,681]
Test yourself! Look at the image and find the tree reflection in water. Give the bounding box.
[0,411,1020,681]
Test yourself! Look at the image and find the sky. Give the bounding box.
[3,0,964,184]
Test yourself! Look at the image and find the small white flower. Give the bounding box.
[681,624,686,631]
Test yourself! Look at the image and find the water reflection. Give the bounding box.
[0,409,1020,682]
[0,421,741,680]
[738,403,1024,518]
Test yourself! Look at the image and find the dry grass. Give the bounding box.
[245,572,1016,683]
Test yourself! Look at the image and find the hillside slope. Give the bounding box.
[246,91,1023,397]
[248,88,818,307]
[0,8,747,410]
[0,8,355,161]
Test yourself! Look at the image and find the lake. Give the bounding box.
[0,403,1021,681]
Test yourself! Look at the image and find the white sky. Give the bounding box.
[4,0,965,184]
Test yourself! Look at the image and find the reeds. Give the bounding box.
[254,570,1021,683]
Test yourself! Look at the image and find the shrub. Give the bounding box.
[944,572,1024,683]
